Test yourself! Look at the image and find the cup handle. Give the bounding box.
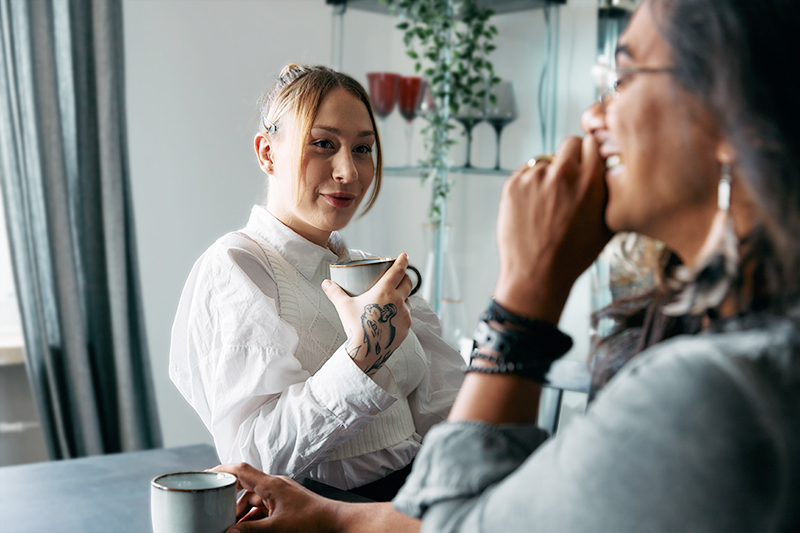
[407,265,422,297]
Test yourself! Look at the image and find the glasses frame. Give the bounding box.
[592,62,675,103]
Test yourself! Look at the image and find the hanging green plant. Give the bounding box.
[378,0,500,315]
[452,1,500,119]
[381,0,500,223]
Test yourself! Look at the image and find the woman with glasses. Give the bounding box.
[170,64,464,502]
[212,0,800,530]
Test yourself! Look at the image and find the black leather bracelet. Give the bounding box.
[472,320,572,361]
[464,300,574,382]
[482,300,573,355]
[484,299,542,328]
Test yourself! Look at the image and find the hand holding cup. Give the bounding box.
[324,254,419,376]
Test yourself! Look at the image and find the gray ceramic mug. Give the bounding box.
[151,471,237,533]
[329,257,422,297]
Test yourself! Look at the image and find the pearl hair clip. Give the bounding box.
[262,117,277,134]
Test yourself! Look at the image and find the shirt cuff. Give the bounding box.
[308,347,398,427]
[392,420,549,518]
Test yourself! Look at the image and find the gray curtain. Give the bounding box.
[0,0,162,459]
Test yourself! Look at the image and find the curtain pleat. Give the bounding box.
[0,0,161,459]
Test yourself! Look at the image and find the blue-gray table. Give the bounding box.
[0,443,369,533]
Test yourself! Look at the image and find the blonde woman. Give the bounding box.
[169,65,464,501]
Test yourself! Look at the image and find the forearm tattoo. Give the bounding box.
[345,303,398,376]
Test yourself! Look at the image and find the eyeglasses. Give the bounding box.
[591,62,675,103]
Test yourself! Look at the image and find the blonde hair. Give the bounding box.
[258,64,383,215]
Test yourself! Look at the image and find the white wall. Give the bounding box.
[124,0,598,448]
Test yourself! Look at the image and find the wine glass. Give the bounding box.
[454,101,485,168]
[366,72,400,130]
[398,76,422,168]
[485,81,519,170]
[414,79,436,120]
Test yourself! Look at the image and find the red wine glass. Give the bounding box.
[367,72,400,122]
[399,76,422,167]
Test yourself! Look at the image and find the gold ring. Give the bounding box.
[527,154,554,168]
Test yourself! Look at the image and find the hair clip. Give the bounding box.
[262,117,277,134]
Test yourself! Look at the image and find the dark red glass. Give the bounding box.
[366,72,400,118]
[398,76,422,122]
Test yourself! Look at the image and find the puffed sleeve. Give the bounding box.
[394,335,788,532]
[169,233,398,478]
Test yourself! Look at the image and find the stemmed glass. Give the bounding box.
[485,81,519,170]
[398,76,422,168]
[414,79,436,120]
[454,105,485,169]
[366,72,400,129]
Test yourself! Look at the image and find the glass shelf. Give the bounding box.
[383,166,512,178]
[343,0,566,16]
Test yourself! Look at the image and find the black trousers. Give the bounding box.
[347,461,415,502]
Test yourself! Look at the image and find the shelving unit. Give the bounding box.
[383,166,512,178]
[339,0,565,15]
[598,0,637,13]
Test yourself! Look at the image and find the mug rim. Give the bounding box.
[150,471,236,493]
[330,257,395,268]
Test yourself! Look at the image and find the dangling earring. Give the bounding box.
[663,162,739,316]
[718,162,731,211]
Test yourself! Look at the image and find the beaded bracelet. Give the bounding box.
[468,350,501,365]
[462,349,557,382]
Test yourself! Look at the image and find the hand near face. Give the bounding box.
[494,135,613,324]
[323,254,414,376]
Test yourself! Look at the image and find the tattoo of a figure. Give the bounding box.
[345,303,398,376]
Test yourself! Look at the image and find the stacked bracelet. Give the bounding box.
[462,300,573,383]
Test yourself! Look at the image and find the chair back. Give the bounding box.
[538,359,591,435]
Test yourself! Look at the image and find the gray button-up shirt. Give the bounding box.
[394,317,800,532]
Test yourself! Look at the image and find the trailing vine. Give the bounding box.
[381,0,500,223]
[378,0,500,314]
[453,1,500,119]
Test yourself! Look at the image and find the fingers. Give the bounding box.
[233,494,268,524]
[385,254,416,302]
[227,518,271,533]
[554,136,583,165]
[321,279,349,306]
[236,490,265,521]
[549,137,583,183]
[580,133,603,183]
[212,463,272,522]
[376,252,409,291]
[240,506,267,522]
[212,463,264,491]
[580,133,613,241]
[398,273,414,299]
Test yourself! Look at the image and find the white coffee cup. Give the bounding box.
[329,257,422,297]
[151,471,237,533]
